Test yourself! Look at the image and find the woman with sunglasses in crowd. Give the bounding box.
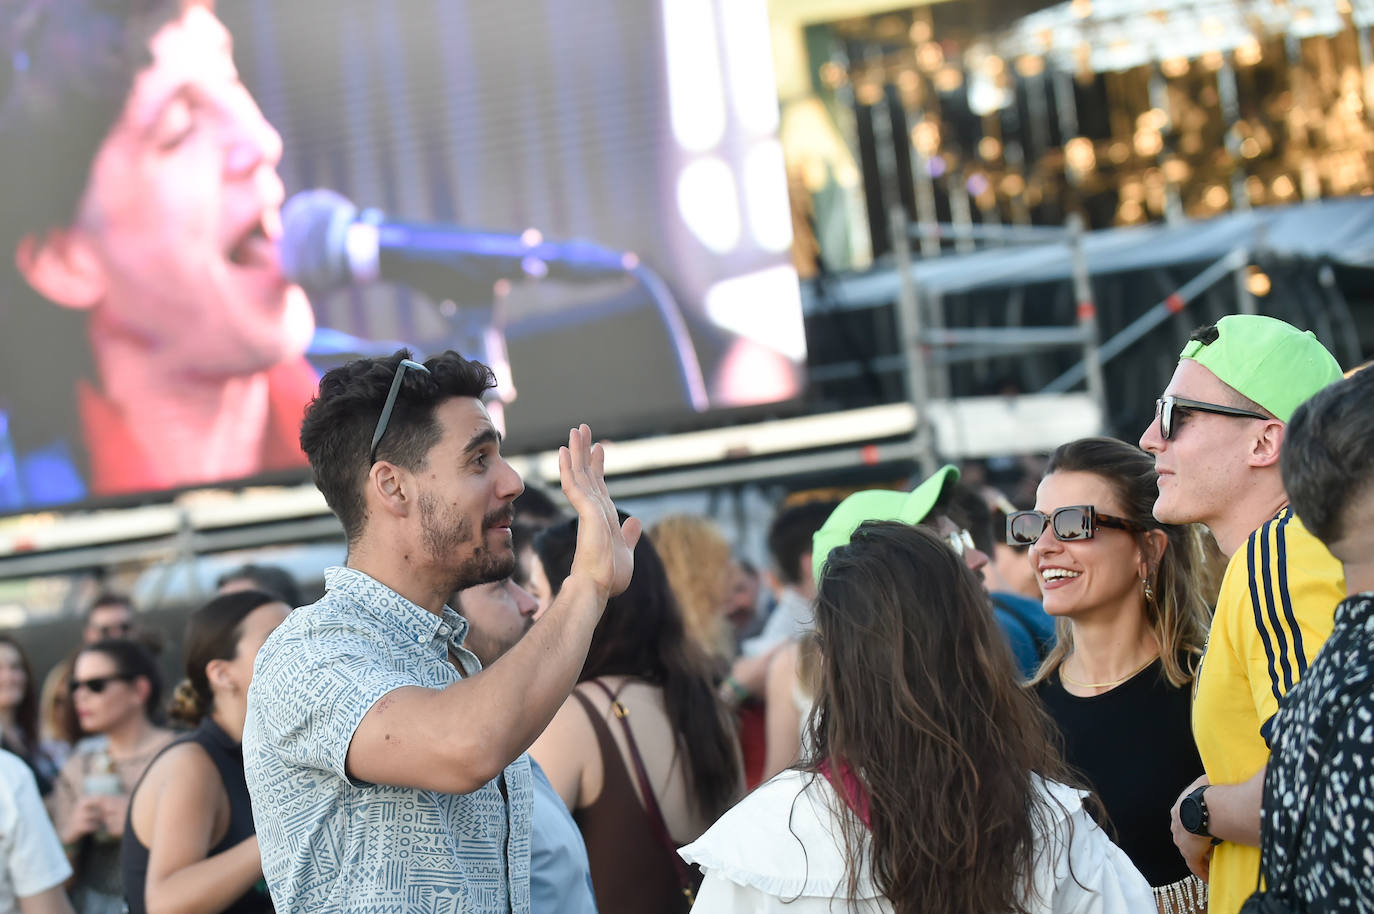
[0,633,59,795]
[1010,437,1213,914]
[683,521,1150,913]
[122,590,289,914]
[50,639,173,914]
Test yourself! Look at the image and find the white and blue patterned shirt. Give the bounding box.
[244,565,533,913]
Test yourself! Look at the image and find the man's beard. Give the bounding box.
[420,494,516,592]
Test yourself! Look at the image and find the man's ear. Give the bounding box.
[1249,420,1285,469]
[14,229,106,310]
[367,461,414,520]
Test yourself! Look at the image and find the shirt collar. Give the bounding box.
[323,565,470,653]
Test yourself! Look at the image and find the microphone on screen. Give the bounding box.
[279,188,638,299]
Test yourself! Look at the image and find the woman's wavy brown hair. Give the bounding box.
[807,521,1079,914]
[1027,437,1213,689]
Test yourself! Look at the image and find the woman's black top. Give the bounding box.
[121,717,273,914]
[1036,656,1202,886]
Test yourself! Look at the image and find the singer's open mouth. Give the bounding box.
[228,220,277,269]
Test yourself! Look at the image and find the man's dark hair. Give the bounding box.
[216,563,302,608]
[509,521,540,587]
[767,500,839,586]
[299,349,497,543]
[512,483,565,529]
[0,0,187,453]
[85,591,133,622]
[1281,366,1374,547]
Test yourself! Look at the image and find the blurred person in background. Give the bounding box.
[214,564,301,609]
[39,594,138,759]
[721,558,762,641]
[0,0,316,508]
[530,518,742,914]
[683,522,1152,913]
[122,590,288,914]
[454,577,598,914]
[1,747,75,914]
[49,640,172,914]
[0,634,58,795]
[1018,437,1211,912]
[648,515,736,671]
[512,483,567,531]
[1138,317,1344,914]
[948,483,1055,678]
[988,493,1045,601]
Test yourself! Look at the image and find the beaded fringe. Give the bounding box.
[1153,875,1207,914]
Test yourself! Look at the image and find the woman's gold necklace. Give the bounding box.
[1059,652,1158,690]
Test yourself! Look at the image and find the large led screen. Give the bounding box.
[0,0,806,512]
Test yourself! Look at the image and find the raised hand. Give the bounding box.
[559,424,641,598]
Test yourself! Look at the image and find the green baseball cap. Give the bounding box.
[1178,314,1343,423]
[811,464,959,585]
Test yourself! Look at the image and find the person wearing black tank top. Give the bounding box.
[1019,438,1214,914]
[528,518,742,914]
[123,591,289,914]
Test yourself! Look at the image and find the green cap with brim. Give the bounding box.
[1178,314,1343,422]
[811,464,959,586]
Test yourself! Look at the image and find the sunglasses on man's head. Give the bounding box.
[1153,395,1270,441]
[70,674,135,695]
[1005,505,1145,546]
[370,358,432,465]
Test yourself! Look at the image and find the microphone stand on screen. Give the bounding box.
[280,188,710,435]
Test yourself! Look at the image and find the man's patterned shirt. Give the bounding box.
[243,565,533,913]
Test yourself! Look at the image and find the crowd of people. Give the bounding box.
[1,3,1373,914]
[2,312,1369,914]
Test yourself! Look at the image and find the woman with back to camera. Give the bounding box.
[49,639,173,914]
[0,633,59,794]
[122,590,289,914]
[1012,438,1211,914]
[681,521,1152,914]
[528,517,742,914]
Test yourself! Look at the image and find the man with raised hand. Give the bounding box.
[243,349,638,914]
[1138,315,1345,914]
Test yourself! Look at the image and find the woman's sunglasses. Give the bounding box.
[1005,505,1145,546]
[1153,395,1269,441]
[70,674,135,695]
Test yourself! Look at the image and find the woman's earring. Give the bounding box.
[1141,576,1155,603]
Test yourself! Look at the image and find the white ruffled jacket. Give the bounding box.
[680,769,1153,914]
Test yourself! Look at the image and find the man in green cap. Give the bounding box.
[1138,314,1346,914]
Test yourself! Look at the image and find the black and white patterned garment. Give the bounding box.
[1259,592,1374,912]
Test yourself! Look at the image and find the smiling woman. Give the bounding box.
[1024,437,1213,913]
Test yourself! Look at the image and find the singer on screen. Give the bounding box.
[0,0,318,509]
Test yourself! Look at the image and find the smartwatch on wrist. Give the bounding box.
[1179,785,1212,837]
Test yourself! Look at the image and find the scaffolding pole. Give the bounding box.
[1067,214,1108,433]
[891,206,939,478]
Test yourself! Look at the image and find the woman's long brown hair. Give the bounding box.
[806,521,1079,914]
